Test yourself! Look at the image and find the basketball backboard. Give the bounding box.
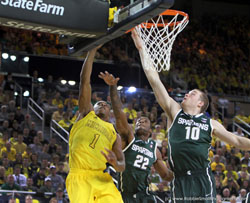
[0,0,174,56]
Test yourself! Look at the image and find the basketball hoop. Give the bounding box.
[133,9,189,72]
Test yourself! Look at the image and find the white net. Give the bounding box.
[135,10,189,72]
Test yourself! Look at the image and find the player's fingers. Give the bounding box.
[101,151,109,160]
[115,78,120,82]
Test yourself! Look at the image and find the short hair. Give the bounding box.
[196,89,209,113]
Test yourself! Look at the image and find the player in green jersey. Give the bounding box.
[131,29,250,203]
[99,71,173,203]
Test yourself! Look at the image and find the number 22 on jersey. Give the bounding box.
[133,154,149,170]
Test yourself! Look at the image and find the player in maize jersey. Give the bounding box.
[66,47,125,203]
[131,30,250,203]
[99,72,173,203]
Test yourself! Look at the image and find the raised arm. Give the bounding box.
[131,30,181,122]
[78,48,99,116]
[99,71,134,148]
[212,119,250,150]
[153,148,173,181]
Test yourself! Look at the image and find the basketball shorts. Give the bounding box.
[122,191,157,203]
[170,168,216,203]
[66,168,123,203]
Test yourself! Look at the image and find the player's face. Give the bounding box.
[135,117,151,132]
[181,90,202,108]
[94,101,110,117]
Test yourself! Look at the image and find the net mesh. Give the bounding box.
[135,10,189,72]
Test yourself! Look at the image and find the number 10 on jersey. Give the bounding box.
[185,126,200,140]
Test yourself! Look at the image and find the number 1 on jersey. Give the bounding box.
[89,134,100,149]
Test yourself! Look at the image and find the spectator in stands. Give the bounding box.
[0,120,11,134]
[29,136,42,154]
[64,92,78,111]
[13,153,23,168]
[215,147,226,165]
[37,130,48,145]
[56,187,68,203]
[224,164,238,181]
[44,75,55,97]
[29,122,37,138]
[14,106,24,124]
[1,174,21,194]
[123,102,137,124]
[52,92,63,107]
[1,141,16,162]
[0,105,9,122]
[22,128,32,145]
[13,165,27,187]
[55,145,65,162]
[56,162,67,180]
[40,158,50,176]
[7,112,15,129]
[47,165,64,191]
[39,177,56,197]
[50,197,58,203]
[222,171,239,196]
[52,104,64,123]
[21,157,31,178]
[215,176,223,195]
[33,167,46,189]
[38,144,51,162]
[25,195,33,203]
[13,134,27,154]
[0,87,8,105]
[221,187,230,200]
[7,100,16,113]
[91,92,101,105]
[3,73,15,100]
[22,146,32,161]
[233,127,244,137]
[241,151,250,167]
[0,166,6,186]
[11,120,21,133]
[20,114,32,130]
[2,156,13,176]
[48,137,57,154]
[236,189,247,203]
[29,153,41,177]
[238,164,249,178]
[58,112,73,132]
[0,131,9,148]
[211,154,226,172]
[158,139,168,162]
[22,178,37,192]
[152,124,165,147]
[51,154,60,170]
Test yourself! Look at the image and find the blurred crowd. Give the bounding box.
[0,26,68,56]
[0,15,249,96]
[1,71,250,203]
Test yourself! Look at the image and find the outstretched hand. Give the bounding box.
[101,148,117,167]
[98,71,120,86]
[131,29,144,51]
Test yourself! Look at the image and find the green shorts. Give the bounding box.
[122,191,157,203]
[170,168,216,203]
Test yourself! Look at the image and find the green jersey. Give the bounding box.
[168,109,213,174]
[119,135,157,193]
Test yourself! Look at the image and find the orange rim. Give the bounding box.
[126,9,189,33]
